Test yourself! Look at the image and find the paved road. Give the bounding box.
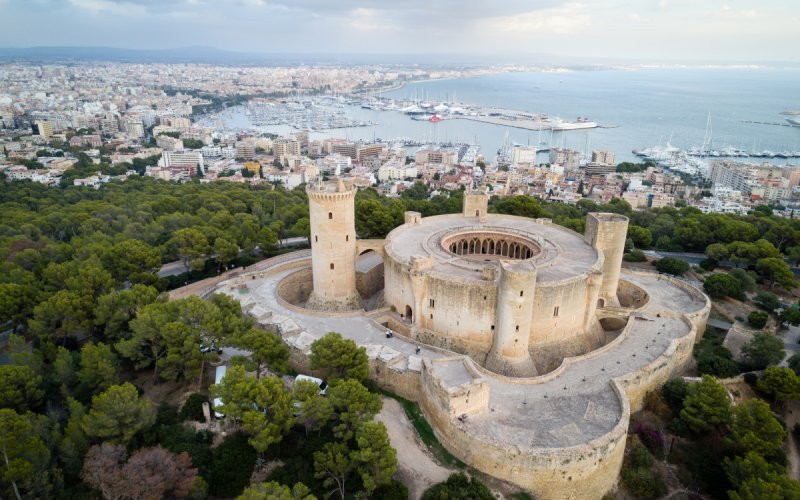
[158,238,309,278]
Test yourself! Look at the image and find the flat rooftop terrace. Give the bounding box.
[384,214,600,283]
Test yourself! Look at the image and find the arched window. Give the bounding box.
[328,212,333,219]
[330,263,334,270]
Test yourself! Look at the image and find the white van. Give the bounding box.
[295,374,327,395]
[213,365,227,418]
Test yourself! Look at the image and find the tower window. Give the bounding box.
[476,210,480,216]
[554,306,560,317]
[520,290,524,297]
[330,263,334,270]
[328,212,333,219]
[515,325,519,332]
[315,235,318,242]
[429,298,435,308]
[346,235,349,241]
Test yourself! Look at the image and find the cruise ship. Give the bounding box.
[550,117,598,131]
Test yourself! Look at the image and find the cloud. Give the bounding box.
[1,0,797,61]
[68,0,148,15]
[487,3,590,35]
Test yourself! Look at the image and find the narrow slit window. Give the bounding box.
[330,263,334,270]
[429,298,435,308]
[520,290,524,297]
[554,306,559,317]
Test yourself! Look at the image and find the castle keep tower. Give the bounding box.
[306,180,362,311]
[485,260,538,377]
[584,213,629,307]
[463,190,489,218]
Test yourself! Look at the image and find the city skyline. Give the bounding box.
[0,0,798,63]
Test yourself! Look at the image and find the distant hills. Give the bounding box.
[0,46,314,65]
[0,46,495,66]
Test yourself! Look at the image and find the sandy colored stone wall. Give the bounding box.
[276,267,314,305]
[617,279,650,309]
[419,370,629,500]
[356,261,384,299]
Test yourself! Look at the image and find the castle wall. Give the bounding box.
[419,371,629,500]
[214,252,711,500]
[356,261,384,299]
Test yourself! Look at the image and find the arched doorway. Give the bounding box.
[404,305,413,323]
[597,298,605,308]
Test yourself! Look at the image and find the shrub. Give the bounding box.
[698,258,717,271]
[373,479,409,500]
[754,291,782,312]
[694,330,741,378]
[743,372,759,385]
[662,378,690,412]
[156,402,180,426]
[422,473,493,500]
[624,249,647,262]
[208,432,257,498]
[655,257,690,276]
[729,268,757,293]
[703,273,743,300]
[634,424,665,458]
[747,310,769,329]
[741,332,786,370]
[627,443,654,468]
[788,353,800,376]
[180,393,209,422]
[621,466,667,499]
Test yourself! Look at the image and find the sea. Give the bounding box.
[200,68,800,164]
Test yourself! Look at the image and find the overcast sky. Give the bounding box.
[1,0,797,63]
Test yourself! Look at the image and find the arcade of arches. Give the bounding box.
[443,232,541,260]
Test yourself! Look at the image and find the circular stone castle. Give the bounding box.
[201,180,710,499]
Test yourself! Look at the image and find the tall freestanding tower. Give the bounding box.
[584,213,629,307]
[306,180,362,311]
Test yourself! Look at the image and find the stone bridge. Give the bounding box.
[356,238,386,256]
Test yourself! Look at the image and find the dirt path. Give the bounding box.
[376,397,453,499]
[784,400,800,480]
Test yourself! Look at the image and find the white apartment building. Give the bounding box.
[159,150,204,172]
[378,159,417,181]
[316,154,351,176]
[511,145,538,165]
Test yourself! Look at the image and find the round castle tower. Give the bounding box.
[484,260,539,377]
[305,179,362,311]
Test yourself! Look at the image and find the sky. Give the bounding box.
[0,0,798,63]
